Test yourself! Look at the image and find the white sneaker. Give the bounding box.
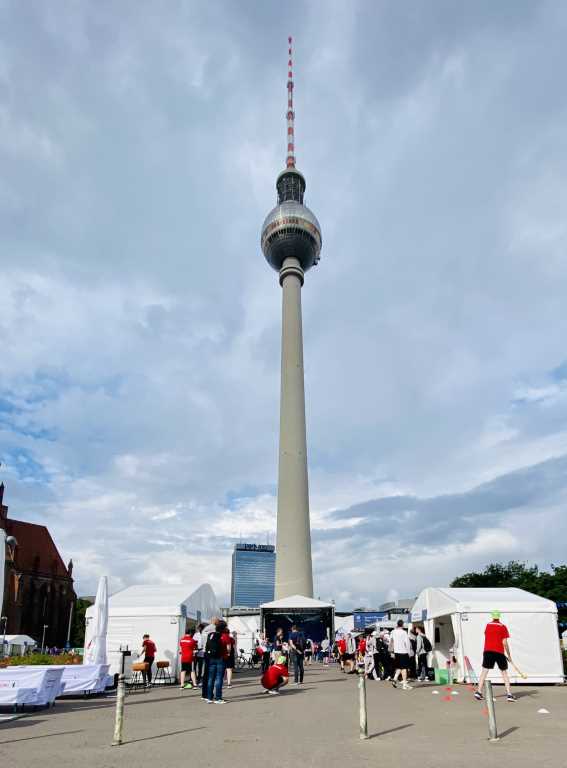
[268,689,279,695]
[402,683,413,690]
[214,699,226,704]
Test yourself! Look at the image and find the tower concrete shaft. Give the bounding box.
[275,257,313,599]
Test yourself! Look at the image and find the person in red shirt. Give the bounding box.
[179,630,197,690]
[223,630,237,688]
[140,634,157,687]
[474,611,515,702]
[337,637,347,672]
[261,655,289,695]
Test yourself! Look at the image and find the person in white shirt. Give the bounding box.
[388,620,413,690]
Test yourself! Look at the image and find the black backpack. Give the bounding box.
[422,636,432,653]
[205,631,223,659]
[294,632,306,653]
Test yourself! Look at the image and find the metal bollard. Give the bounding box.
[483,679,499,742]
[358,667,368,740]
[112,673,126,746]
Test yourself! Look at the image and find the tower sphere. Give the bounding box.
[261,168,322,273]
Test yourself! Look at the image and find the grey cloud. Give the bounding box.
[318,453,567,547]
[2,1,567,600]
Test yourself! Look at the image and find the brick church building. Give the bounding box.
[1,483,76,648]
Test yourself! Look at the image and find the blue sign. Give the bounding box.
[353,612,388,630]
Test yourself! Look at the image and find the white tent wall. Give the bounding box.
[85,583,220,679]
[411,587,564,684]
[460,612,563,684]
[227,615,260,655]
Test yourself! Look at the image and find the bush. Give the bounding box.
[4,653,82,666]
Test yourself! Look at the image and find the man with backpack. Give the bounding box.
[288,624,306,684]
[204,619,230,704]
[415,626,432,681]
[200,617,219,700]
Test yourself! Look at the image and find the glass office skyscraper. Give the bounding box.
[231,543,276,608]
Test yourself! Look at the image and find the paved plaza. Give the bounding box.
[0,665,565,768]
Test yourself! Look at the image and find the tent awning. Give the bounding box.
[260,594,334,609]
[411,587,558,621]
[2,635,37,646]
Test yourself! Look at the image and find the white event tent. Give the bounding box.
[85,583,220,679]
[411,587,563,684]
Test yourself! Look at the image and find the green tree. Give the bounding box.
[69,598,92,648]
[450,561,567,602]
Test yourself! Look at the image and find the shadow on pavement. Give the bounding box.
[495,690,538,700]
[227,689,308,703]
[123,726,206,745]
[369,724,414,740]
[0,729,84,744]
[499,727,519,740]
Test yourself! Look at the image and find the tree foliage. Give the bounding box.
[69,598,91,648]
[450,561,567,602]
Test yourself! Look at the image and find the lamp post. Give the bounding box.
[1,616,7,659]
[41,624,48,654]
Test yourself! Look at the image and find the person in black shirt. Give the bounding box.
[288,624,306,684]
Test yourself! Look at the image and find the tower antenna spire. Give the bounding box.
[286,36,295,168]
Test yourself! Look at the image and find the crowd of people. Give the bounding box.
[333,620,433,690]
[136,611,518,704]
[174,619,312,703]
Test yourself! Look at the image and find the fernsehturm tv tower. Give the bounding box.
[261,37,322,599]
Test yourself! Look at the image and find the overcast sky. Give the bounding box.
[2,1,567,609]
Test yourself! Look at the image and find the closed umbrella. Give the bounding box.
[84,576,108,665]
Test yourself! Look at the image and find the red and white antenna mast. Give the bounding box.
[286,36,295,169]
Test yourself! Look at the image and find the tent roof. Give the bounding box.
[86,583,220,618]
[411,587,557,621]
[260,594,334,609]
[2,634,37,645]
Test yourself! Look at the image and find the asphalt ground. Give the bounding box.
[0,663,565,768]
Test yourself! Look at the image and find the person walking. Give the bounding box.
[474,611,516,702]
[321,636,330,664]
[224,630,236,688]
[389,620,413,690]
[336,636,347,672]
[193,623,205,685]
[364,631,380,680]
[289,624,306,684]
[415,626,431,682]
[305,637,313,665]
[179,629,197,690]
[139,633,156,687]
[205,619,230,704]
[200,617,219,700]
[345,633,356,674]
[378,631,392,679]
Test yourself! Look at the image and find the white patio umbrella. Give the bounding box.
[84,576,108,665]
